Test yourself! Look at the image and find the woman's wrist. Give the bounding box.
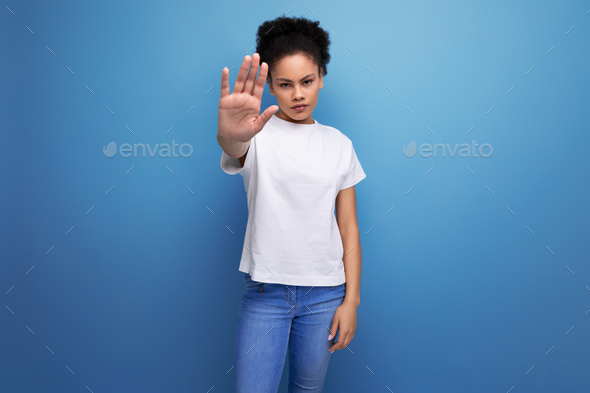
[342,296,360,307]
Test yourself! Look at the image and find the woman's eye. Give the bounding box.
[281,80,312,88]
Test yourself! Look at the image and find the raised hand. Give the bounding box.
[218,53,278,144]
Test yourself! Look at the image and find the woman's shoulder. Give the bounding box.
[317,122,350,140]
[317,122,354,150]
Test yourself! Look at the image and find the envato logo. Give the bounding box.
[103,140,193,158]
[403,140,493,158]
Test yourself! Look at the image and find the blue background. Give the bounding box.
[2,1,590,392]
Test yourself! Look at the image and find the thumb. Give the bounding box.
[254,105,279,132]
[327,319,338,341]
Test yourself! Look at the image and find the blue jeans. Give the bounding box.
[233,273,346,393]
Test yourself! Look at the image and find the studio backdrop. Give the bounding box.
[1,0,589,392]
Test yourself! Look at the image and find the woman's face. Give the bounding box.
[268,53,323,125]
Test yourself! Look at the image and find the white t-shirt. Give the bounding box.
[220,114,366,286]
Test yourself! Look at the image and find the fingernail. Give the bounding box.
[327,334,333,340]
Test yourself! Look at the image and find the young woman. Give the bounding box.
[217,15,366,393]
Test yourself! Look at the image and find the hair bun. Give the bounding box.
[255,16,331,80]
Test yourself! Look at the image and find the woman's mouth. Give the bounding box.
[292,104,307,112]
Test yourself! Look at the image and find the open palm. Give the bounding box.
[218,52,278,143]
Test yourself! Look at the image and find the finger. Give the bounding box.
[220,67,230,99]
[340,332,351,349]
[254,105,279,133]
[233,55,252,95]
[328,319,339,341]
[243,52,260,95]
[252,60,269,101]
[329,340,341,352]
[330,330,349,352]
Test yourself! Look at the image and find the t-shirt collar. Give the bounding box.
[270,113,318,131]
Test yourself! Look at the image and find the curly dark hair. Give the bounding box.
[255,16,331,84]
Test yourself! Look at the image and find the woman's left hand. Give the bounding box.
[328,301,358,353]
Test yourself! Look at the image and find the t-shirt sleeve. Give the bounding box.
[220,150,243,175]
[340,141,366,190]
[220,140,252,175]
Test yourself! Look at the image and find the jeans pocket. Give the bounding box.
[244,273,263,292]
[333,283,346,298]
